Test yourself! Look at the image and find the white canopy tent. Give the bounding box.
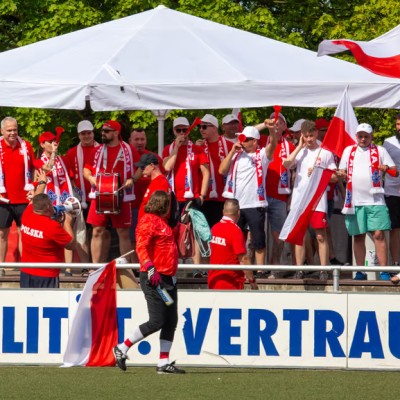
[0,4,399,114]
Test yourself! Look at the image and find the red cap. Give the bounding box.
[315,118,330,130]
[38,131,56,144]
[102,120,121,133]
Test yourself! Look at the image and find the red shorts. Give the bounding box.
[208,271,245,290]
[310,211,328,230]
[87,200,132,228]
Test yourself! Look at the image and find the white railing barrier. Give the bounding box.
[1,262,400,292]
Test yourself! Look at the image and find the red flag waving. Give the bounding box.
[318,25,400,78]
[321,89,358,158]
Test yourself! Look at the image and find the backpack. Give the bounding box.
[188,207,212,257]
[167,190,180,228]
[176,203,195,259]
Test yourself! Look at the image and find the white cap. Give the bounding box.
[201,114,219,128]
[236,126,260,140]
[222,114,239,125]
[356,123,373,135]
[269,112,287,125]
[173,117,190,128]
[289,119,306,132]
[77,120,94,133]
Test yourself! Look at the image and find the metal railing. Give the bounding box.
[2,262,400,292]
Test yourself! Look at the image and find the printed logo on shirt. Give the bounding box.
[21,224,44,239]
[211,236,226,246]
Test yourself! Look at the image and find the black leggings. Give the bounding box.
[138,272,178,342]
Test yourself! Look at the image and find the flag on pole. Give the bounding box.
[279,167,335,245]
[62,260,117,367]
[321,89,358,158]
[232,108,243,132]
[317,25,400,78]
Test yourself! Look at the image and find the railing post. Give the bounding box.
[332,268,340,292]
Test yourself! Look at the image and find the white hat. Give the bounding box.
[77,120,94,133]
[269,112,287,125]
[356,123,373,135]
[289,119,306,132]
[173,117,190,128]
[236,126,260,140]
[222,114,239,125]
[201,114,219,128]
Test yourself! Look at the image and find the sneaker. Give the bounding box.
[113,346,128,371]
[330,257,344,265]
[380,271,392,281]
[353,271,367,281]
[156,361,185,374]
[319,271,328,281]
[294,270,304,279]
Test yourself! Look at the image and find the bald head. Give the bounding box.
[223,199,240,220]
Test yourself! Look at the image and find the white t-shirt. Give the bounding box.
[339,144,394,206]
[383,136,400,197]
[292,146,336,213]
[235,148,270,208]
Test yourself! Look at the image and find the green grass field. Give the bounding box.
[0,366,397,400]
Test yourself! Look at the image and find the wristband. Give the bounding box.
[38,180,47,186]
[144,261,153,270]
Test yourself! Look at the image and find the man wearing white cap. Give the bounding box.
[289,119,306,145]
[219,121,277,267]
[221,114,240,143]
[339,123,396,280]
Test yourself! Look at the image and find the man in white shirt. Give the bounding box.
[338,123,396,281]
[219,123,277,267]
[382,114,400,282]
[283,120,337,280]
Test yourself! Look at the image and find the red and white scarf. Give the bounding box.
[277,139,291,194]
[41,153,73,205]
[204,136,229,198]
[0,137,34,194]
[342,144,383,215]
[168,140,194,199]
[222,149,265,202]
[88,142,135,202]
[75,142,98,209]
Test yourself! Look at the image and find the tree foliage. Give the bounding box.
[0,0,399,153]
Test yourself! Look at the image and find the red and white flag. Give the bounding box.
[62,260,117,367]
[321,89,358,158]
[317,25,400,78]
[279,166,335,245]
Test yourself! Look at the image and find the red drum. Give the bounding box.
[95,173,121,214]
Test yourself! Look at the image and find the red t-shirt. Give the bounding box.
[131,150,165,209]
[20,204,72,277]
[265,139,295,202]
[162,143,208,202]
[203,138,233,201]
[208,217,247,289]
[138,174,170,221]
[0,139,35,204]
[65,144,98,195]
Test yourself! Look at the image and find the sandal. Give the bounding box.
[391,274,400,284]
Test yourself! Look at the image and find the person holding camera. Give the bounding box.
[20,193,75,288]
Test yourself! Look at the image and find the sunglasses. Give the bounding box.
[200,124,212,130]
[175,128,188,134]
[243,137,255,142]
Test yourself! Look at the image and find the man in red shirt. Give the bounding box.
[83,120,140,288]
[0,116,36,275]
[20,193,75,288]
[208,199,257,290]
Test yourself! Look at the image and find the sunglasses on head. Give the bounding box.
[175,128,188,134]
[200,124,213,130]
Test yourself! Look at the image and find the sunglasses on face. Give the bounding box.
[175,128,188,134]
[243,137,255,142]
[200,124,214,130]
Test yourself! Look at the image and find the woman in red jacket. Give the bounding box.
[113,190,185,374]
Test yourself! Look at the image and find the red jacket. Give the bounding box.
[136,213,178,276]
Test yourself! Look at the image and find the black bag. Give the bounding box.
[167,190,180,228]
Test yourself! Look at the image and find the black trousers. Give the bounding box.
[138,272,178,342]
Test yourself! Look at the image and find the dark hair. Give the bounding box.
[32,193,51,212]
[132,128,145,133]
[301,120,317,134]
[144,190,170,216]
[396,114,400,120]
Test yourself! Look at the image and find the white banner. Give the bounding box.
[0,290,399,369]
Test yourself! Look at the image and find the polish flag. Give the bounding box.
[232,108,243,132]
[279,166,335,245]
[317,25,400,78]
[321,89,358,158]
[62,260,117,367]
